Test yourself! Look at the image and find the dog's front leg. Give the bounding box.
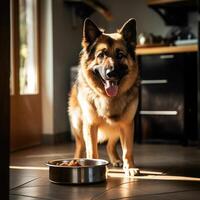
[120,123,140,176]
[83,123,99,159]
[120,123,134,168]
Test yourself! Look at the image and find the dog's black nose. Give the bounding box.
[105,66,128,80]
[105,67,117,79]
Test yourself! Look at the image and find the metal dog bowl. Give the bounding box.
[47,158,109,184]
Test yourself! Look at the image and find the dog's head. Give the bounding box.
[80,18,138,97]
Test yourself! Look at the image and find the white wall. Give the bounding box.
[40,0,54,135]
[40,0,83,139]
[102,0,171,36]
[52,0,82,134]
[94,0,197,37]
[189,12,198,37]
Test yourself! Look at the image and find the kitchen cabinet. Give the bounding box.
[136,51,198,144]
[147,0,197,26]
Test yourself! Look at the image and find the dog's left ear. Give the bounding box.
[119,18,136,47]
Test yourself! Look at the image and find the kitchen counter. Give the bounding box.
[136,44,198,55]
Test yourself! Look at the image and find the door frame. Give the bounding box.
[10,0,42,151]
[0,0,10,199]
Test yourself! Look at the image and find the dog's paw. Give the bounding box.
[112,160,123,168]
[124,168,140,176]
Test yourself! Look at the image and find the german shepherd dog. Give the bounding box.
[68,18,139,175]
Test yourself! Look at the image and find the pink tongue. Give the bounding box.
[105,81,118,97]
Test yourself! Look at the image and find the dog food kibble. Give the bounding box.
[58,160,81,166]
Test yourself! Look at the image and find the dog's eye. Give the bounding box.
[97,52,105,59]
[116,52,125,60]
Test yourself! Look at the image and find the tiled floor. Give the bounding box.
[10,143,200,200]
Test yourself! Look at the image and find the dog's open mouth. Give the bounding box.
[93,65,128,97]
[104,80,118,97]
[94,69,119,97]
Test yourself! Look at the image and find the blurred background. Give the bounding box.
[9,0,199,150]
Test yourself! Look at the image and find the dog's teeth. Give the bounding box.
[111,81,117,86]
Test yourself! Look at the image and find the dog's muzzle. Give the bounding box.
[93,65,128,97]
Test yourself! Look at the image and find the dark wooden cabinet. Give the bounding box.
[147,0,197,26]
[136,51,198,144]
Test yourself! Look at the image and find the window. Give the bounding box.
[19,0,38,94]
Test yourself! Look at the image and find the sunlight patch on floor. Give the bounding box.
[108,169,200,182]
[25,153,73,158]
[10,165,200,182]
[10,166,48,170]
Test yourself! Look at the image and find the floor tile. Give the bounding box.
[10,175,39,190]
[10,173,200,200]
[9,143,200,200]
[10,194,48,200]
[91,179,200,200]
[10,175,129,200]
[161,190,200,200]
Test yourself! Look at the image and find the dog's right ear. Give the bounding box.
[82,18,102,49]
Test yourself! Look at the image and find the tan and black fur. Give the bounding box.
[68,18,139,175]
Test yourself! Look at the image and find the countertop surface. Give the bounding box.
[136,44,198,55]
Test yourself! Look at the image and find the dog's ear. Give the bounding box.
[119,18,136,47]
[82,18,102,49]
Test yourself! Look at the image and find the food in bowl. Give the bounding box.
[56,159,82,167]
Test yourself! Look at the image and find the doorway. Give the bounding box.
[10,0,41,151]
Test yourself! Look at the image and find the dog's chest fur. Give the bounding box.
[78,81,137,122]
[94,95,128,120]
